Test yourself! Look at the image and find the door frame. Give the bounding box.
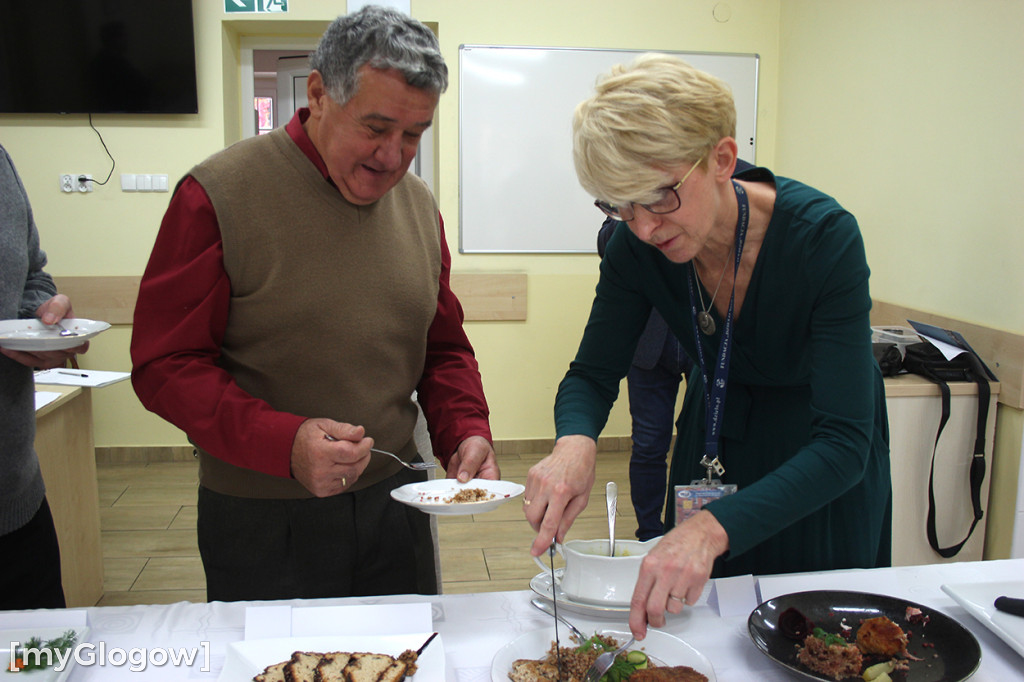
[241,36,317,139]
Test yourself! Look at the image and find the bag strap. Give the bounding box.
[923,360,990,558]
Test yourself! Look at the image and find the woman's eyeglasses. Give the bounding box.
[594,156,705,222]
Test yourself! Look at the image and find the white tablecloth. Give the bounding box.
[1,559,1021,681]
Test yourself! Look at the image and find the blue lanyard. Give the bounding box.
[685,180,750,477]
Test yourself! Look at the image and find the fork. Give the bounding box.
[370,447,437,471]
[583,636,635,682]
[322,434,437,471]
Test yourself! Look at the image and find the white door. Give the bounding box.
[276,55,310,119]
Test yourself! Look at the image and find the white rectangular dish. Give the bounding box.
[942,580,1024,659]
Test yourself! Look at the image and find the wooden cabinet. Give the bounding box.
[34,385,103,607]
[884,374,999,566]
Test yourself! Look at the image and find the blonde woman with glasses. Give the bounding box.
[523,54,891,641]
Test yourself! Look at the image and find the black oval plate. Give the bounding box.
[747,590,981,681]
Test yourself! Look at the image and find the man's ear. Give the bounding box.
[306,70,327,117]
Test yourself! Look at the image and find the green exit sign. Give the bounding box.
[224,0,288,13]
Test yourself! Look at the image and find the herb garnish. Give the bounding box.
[8,630,78,673]
[811,627,849,647]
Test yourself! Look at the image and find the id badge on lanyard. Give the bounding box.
[675,180,749,523]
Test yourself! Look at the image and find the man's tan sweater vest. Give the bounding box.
[188,127,441,498]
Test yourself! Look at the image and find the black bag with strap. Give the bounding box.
[901,341,991,558]
[872,342,903,377]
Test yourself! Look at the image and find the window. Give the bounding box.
[255,97,274,135]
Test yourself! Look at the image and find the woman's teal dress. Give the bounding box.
[555,169,891,577]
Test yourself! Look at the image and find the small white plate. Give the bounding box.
[943,580,1024,659]
[218,633,443,681]
[530,570,630,617]
[390,478,524,515]
[0,318,110,351]
[490,626,715,682]
[0,626,90,682]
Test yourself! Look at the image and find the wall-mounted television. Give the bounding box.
[0,0,198,115]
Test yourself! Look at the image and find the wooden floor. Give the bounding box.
[95,447,640,606]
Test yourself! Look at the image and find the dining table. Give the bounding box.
[0,558,1020,681]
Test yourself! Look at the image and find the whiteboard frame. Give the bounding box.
[458,44,759,254]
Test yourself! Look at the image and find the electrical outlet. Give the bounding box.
[60,174,93,193]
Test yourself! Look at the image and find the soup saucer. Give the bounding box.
[529,570,629,618]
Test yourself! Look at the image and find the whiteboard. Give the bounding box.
[458,45,759,253]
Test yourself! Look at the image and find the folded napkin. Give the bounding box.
[244,603,433,640]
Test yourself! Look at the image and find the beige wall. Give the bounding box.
[774,0,1024,559]
[4,1,1021,554]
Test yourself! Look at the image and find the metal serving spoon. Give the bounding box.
[530,598,588,642]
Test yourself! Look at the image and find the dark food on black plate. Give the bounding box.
[778,606,815,640]
[791,612,919,680]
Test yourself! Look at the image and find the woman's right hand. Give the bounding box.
[524,435,598,556]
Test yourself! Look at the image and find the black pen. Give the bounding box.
[58,370,89,378]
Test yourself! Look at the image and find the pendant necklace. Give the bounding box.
[692,248,733,336]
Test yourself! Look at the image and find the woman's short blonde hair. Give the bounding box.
[572,53,736,206]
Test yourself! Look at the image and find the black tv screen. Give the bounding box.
[0,0,198,114]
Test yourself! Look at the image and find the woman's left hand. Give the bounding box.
[628,510,729,639]
[447,435,500,482]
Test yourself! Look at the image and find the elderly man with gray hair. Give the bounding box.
[131,5,497,601]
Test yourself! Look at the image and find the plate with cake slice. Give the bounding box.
[218,633,443,681]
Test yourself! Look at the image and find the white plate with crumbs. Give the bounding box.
[0,318,110,351]
[390,478,524,515]
[490,627,715,682]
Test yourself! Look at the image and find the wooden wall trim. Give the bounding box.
[54,273,527,325]
[871,299,1024,409]
[450,273,526,321]
[55,276,140,325]
[53,281,1020,406]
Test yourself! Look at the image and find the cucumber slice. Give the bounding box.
[626,650,648,666]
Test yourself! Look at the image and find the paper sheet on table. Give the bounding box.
[0,609,88,631]
[34,391,62,411]
[244,602,433,640]
[34,368,130,388]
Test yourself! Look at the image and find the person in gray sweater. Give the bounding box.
[0,143,89,609]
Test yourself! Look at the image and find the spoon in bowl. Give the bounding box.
[606,481,617,557]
